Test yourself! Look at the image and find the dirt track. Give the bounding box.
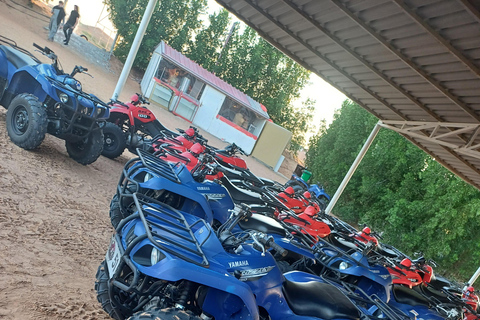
[0,1,291,319]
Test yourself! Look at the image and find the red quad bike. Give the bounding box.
[210,143,248,169]
[279,205,331,239]
[354,226,379,246]
[464,286,480,320]
[102,93,172,159]
[154,143,223,181]
[276,186,310,214]
[151,127,207,154]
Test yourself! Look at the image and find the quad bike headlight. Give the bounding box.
[59,93,69,103]
[339,262,351,270]
[144,172,154,182]
[151,247,163,265]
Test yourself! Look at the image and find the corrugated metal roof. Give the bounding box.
[216,0,480,190]
[156,41,270,119]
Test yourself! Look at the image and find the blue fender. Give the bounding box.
[140,177,215,224]
[0,49,7,80]
[291,174,309,188]
[308,184,331,201]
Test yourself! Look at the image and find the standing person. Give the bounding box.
[47,1,65,41]
[63,5,80,46]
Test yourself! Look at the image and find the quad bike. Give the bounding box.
[109,149,234,228]
[209,142,248,169]
[0,36,109,164]
[151,126,207,154]
[102,93,172,159]
[285,171,331,210]
[96,195,411,320]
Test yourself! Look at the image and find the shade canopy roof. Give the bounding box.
[216,0,480,189]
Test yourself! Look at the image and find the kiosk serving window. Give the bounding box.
[218,97,263,134]
[156,59,206,101]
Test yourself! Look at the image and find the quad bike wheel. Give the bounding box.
[65,129,104,165]
[95,260,123,320]
[127,308,202,320]
[6,93,47,150]
[285,180,307,192]
[102,122,127,159]
[110,193,126,229]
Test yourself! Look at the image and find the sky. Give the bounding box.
[59,0,347,134]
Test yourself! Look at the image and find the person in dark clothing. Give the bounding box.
[47,1,65,41]
[63,5,80,45]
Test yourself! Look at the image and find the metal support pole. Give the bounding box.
[325,122,382,215]
[109,32,119,58]
[468,266,480,286]
[111,0,158,100]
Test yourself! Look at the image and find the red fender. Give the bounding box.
[387,266,423,288]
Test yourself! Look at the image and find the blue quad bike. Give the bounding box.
[109,150,236,229]
[0,36,109,164]
[285,173,331,211]
[109,149,290,229]
[106,150,404,310]
[96,194,412,320]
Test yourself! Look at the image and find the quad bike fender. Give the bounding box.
[1,69,47,107]
[309,184,331,201]
[107,111,130,126]
[109,106,135,124]
[290,175,309,188]
[134,251,259,320]
[271,234,315,259]
[0,49,7,80]
[0,51,7,103]
[140,178,214,224]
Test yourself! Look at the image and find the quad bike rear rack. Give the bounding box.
[111,193,211,294]
[117,148,181,198]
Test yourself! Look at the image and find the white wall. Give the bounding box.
[193,86,225,131]
[208,117,257,154]
[141,53,162,97]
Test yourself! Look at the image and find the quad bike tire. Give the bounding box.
[6,93,47,150]
[285,180,307,192]
[110,193,125,229]
[95,260,123,320]
[127,308,202,320]
[102,122,127,159]
[65,128,104,165]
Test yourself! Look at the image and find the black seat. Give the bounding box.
[282,279,360,320]
[428,275,452,291]
[221,177,263,204]
[0,45,37,69]
[414,284,450,303]
[325,233,358,252]
[392,285,430,307]
[376,244,399,258]
[238,213,286,236]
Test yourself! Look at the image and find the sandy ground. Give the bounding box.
[0,0,294,319]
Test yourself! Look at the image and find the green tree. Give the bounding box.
[104,0,206,70]
[186,9,232,72]
[306,100,480,279]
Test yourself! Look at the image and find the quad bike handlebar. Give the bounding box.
[135,93,150,105]
[70,65,92,78]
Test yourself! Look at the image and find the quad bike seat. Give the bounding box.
[325,232,358,252]
[413,284,450,303]
[392,284,430,307]
[283,279,360,320]
[221,177,263,204]
[238,213,286,236]
[0,45,37,69]
[428,274,452,291]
